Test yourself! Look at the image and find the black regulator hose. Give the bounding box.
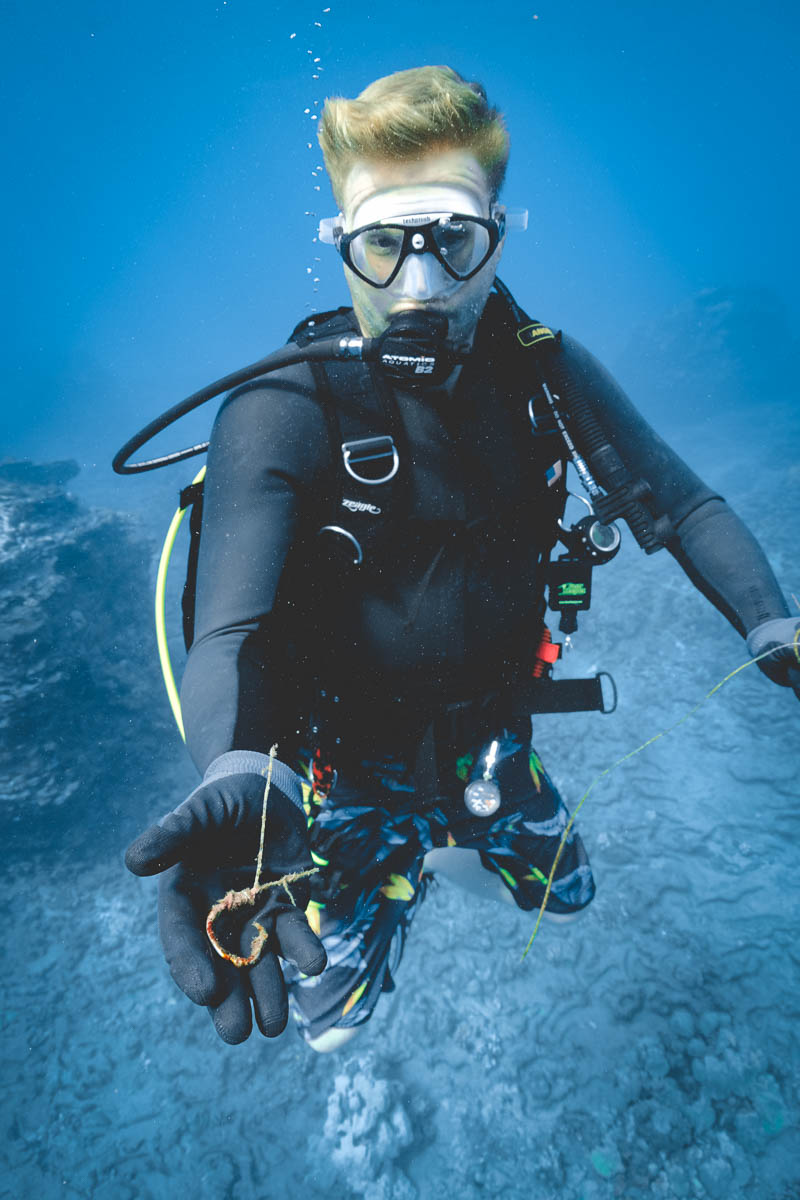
[113,337,353,474]
[112,311,455,474]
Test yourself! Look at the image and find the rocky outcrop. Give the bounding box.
[0,460,186,859]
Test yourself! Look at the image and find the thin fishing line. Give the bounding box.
[521,639,800,960]
[254,744,278,891]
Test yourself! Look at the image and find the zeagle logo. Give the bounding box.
[342,498,382,515]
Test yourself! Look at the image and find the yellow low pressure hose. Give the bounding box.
[155,465,207,742]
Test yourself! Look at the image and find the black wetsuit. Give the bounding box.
[179,297,788,1040]
[182,300,786,773]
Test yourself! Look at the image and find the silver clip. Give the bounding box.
[342,436,399,486]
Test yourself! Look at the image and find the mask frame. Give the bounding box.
[319,205,528,289]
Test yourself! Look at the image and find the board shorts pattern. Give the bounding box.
[283,726,595,1043]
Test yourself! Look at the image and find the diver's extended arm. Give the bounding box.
[127,367,332,1042]
[668,503,798,692]
[560,335,794,678]
[179,362,331,772]
[668,497,789,635]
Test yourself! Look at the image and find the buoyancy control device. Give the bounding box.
[113,280,673,737]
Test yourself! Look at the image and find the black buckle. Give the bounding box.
[341,436,399,485]
[527,395,559,437]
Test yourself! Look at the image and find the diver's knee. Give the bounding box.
[422,846,516,906]
[307,1025,361,1054]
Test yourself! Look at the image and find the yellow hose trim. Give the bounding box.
[155,465,206,741]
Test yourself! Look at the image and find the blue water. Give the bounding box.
[3,2,800,1197]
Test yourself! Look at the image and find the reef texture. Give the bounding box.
[3,394,799,1200]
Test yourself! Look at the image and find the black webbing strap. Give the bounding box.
[312,357,408,565]
[289,307,410,566]
[179,480,205,650]
[410,672,615,803]
[510,673,617,715]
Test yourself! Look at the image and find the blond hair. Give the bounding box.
[318,66,509,206]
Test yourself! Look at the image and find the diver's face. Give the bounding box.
[339,149,505,350]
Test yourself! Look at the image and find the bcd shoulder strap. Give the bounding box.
[496,280,674,554]
[292,308,409,566]
[304,290,568,568]
[179,285,672,650]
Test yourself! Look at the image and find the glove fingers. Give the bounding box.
[158,868,225,1006]
[125,778,254,877]
[274,908,327,977]
[125,821,194,878]
[249,951,290,1038]
[210,978,254,1044]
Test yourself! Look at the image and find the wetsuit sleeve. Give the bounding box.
[560,334,790,636]
[179,361,331,774]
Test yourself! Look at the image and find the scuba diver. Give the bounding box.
[123,66,800,1053]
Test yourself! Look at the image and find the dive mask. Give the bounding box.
[320,205,528,289]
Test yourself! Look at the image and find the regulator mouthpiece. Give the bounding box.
[372,311,456,386]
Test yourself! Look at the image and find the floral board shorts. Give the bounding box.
[283,722,596,1043]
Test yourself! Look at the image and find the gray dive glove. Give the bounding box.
[746,617,800,699]
[125,750,326,1044]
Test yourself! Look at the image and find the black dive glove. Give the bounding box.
[746,617,800,699]
[125,750,326,1044]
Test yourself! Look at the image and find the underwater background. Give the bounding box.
[3,1,799,1197]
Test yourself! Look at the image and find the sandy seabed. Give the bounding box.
[2,401,799,1200]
